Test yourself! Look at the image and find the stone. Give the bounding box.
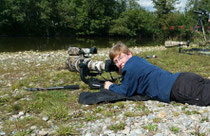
[122,126,130,134]
[157,110,168,118]
[38,129,48,136]
[42,116,49,121]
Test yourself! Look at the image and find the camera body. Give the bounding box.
[194,8,210,22]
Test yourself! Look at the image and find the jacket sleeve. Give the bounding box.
[109,70,139,97]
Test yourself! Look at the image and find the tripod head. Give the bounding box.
[194,8,210,22]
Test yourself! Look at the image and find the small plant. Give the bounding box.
[190,132,206,136]
[14,130,33,136]
[83,113,97,121]
[0,96,9,106]
[143,124,158,132]
[192,111,200,114]
[124,111,138,117]
[157,103,166,107]
[114,102,125,109]
[3,117,48,134]
[200,117,209,123]
[170,126,179,134]
[191,125,206,136]
[47,104,69,121]
[56,125,79,136]
[171,102,182,106]
[173,112,180,116]
[107,121,126,133]
[153,118,161,123]
[181,105,188,111]
[185,110,192,115]
[94,106,104,113]
[103,110,113,117]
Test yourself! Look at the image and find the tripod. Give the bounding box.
[187,11,207,46]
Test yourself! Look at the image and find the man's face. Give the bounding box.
[113,52,132,69]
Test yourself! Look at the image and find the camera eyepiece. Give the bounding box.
[194,8,210,16]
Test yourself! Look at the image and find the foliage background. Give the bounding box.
[0,0,210,42]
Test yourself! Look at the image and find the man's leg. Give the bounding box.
[204,78,210,84]
[201,78,210,106]
[170,72,210,106]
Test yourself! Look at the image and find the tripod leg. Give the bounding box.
[199,19,207,42]
[187,19,200,46]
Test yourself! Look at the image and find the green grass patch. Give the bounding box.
[143,124,158,132]
[56,125,79,135]
[169,126,179,134]
[3,117,49,135]
[107,121,126,133]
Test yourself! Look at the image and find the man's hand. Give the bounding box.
[104,81,113,90]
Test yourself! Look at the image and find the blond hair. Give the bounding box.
[109,41,131,60]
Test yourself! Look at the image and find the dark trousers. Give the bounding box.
[170,72,210,106]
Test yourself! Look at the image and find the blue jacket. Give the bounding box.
[109,56,180,102]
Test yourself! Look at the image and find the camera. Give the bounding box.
[194,8,210,22]
[66,46,119,89]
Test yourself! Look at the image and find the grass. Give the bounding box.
[0,46,210,135]
[169,126,179,134]
[107,121,126,133]
[56,125,79,135]
[143,124,158,132]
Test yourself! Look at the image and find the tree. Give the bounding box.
[73,0,122,35]
[109,7,159,37]
[0,0,30,35]
[152,0,180,41]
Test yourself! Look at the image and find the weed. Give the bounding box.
[171,102,182,106]
[46,103,69,121]
[70,111,84,119]
[143,124,158,132]
[157,103,166,107]
[94,106,104,113]
[185,110,200,115]
[170,126,179,134]
[138,105,152,116]
[3,117,49,135]
[134,102,152,116]
[200,117,209,123]
[0,96,9,106]
[107,121,126,133]
[185,111,192,115]
[10,104,23,113]
[103,110,113,117]
[113,102,125,109]
[153,118,161,123]
[191,125,207,136]
[124,111,138,117]
[173,112,180,117]
[181,105,188,111]
[192,111,200,114]
[83,114,97,122]
[56,125,79,136]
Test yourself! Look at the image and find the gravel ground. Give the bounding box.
[81,101,210,136]
[0,46,210,136]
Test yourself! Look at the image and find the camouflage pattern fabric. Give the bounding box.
[66,56,82,72]
[68,47,81,56]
